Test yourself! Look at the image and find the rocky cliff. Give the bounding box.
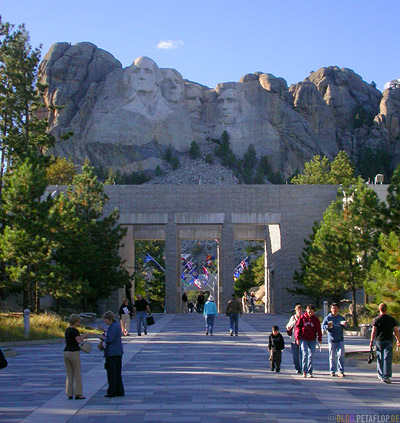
[38,42,400,180]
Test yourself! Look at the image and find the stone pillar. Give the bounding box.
[165,216,180,313]
[218,215,234,312]
[117,225,135,306]
[264,225,274,313]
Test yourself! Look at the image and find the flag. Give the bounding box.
[194,279,202,289]
[181,273,187,281]
[144,253,153,263]
[190,269,199,278]
[202,266,209,278]
[234,270,240,280]
[184,261,193,270]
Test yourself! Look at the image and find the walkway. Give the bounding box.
[1,313,399,423]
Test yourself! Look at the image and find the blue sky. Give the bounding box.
[1,0,398,91]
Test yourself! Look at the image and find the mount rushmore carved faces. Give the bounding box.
[217,88,239,125]
[184,82,204,120]
[161,69,184,104]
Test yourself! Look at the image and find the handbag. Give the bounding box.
[146,315,155,326]
[0,348,8,369]
[286,326,293,337]
[367,347,375,364]
[97,340,105,351]
[79,341,92,354]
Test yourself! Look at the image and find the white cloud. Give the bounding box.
[156,40,184,50]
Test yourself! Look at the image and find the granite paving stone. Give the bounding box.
[0,313,399,423]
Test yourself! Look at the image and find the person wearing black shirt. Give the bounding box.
[182,291,188,313]
[133,294,151,336]
[370,303,400,383]
[196,293,205,313]
[64,314,88,399]
[268,326,285,372]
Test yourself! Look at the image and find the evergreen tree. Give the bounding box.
[328,151,357,184]
[0,156,60,311]
[366,232,400,316]
[0,20,54,203]
[54,161,130,310]
[291,155,330,184]
[287,221,345,307]
[134,240,165,312]
[310,180,382,325]
[383,165,400,235]
[46,156,77,185]
[291,152,356,185]
[189,141,200,159]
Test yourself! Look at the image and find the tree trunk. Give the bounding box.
[352,289,358,328]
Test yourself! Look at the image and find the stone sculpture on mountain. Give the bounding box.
[38,42,400,178]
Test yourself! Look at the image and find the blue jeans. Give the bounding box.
[291,342,302,372]
[300,339,316,374]
[328,340,345,373]
[376,340,393,380]
[204,314,216,334]
[136,311,147,335]
[229,314,239,335]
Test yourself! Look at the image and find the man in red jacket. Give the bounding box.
[295,304,322,378]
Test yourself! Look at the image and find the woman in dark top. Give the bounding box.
[64,314,88,400]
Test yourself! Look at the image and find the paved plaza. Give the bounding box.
[1,313,399,423]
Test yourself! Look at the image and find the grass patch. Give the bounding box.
[0,313,100,342]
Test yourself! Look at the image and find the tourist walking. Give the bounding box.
[133,294,151,336]
[182,291,189,313]
[286,304,303,373]
[242,292,249,313]
[295,304,322,378]
[249,292,256,313]
[226,294,243,336]
[268,325,285,372]
[99,311,124,397]
[203,295,218,335]
[322,303,347,377]
[196,292,205,313]
[369,303,400,383]
[63,314,88,400]
[118,298,133,336]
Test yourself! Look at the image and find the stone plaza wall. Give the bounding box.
[101,184,342,313]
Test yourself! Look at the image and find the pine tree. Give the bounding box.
[291,152,356,185]
[0,156,60,311]
[0,20,54,203]
[53,161,130,310]
[328,151,357,184]
[366,232,400,316]
[310,181,382,326]
[291,155,330,184]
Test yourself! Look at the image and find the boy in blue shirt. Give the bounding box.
[322,303,347,377]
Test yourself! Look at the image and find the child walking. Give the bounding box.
[268,326,285,372]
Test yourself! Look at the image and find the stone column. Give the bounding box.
[264,225,275,313]
[119,225,135,303]
[165,216,180,313]
[218,215,234,312]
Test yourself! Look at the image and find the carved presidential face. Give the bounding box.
[161,69,184,103]
[218,88,238,125]
[185,84,203,119]
[130,57,159,95]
